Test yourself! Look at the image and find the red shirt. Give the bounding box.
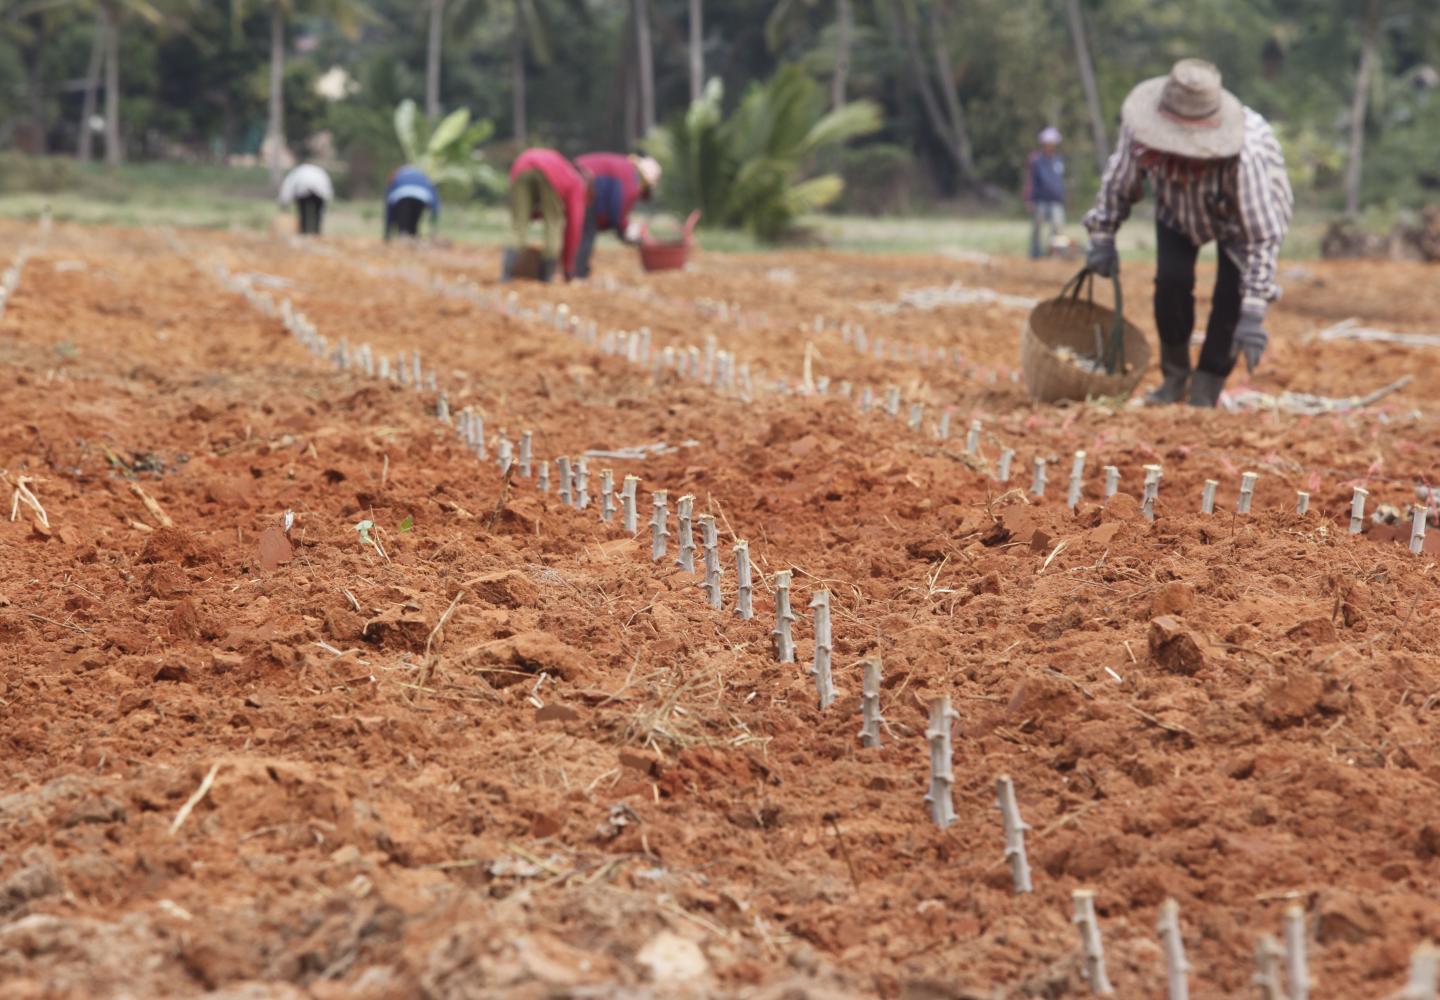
[575,153,642,233]
[510,148,590,279]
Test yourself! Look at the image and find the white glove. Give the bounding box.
[624,221,644,244]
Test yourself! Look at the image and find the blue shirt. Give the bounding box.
[1026,151,1066,205]
[385,167,439,217]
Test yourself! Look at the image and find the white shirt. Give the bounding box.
[279,164,334,205]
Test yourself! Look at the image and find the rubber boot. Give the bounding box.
[538,257,558,283]
[1144,341,1192,405]
[1189,370,1227,408]
[501,247,518,282]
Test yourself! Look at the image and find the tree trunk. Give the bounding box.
[268,6,286,184]
[78,12,104,162]
[921,1,979,187]
[25,13,49,154]
[1063,0,1108,173]
[102,5,121,166]
[1344,0,1384,217]
[832,0,852,110]
[512,7,528,145]
[688,0,703,103]
[633,0,656,136]
[426,0,445,119]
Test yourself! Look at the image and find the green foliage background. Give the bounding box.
[1,0,1436,216]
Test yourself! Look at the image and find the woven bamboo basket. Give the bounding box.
[1020,270,1151,404]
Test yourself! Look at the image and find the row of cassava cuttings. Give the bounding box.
[213,237,1440,1000]
[0,212,51,322]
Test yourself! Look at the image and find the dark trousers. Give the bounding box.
[1154,220,1243,376]
[296,194,324,235]
[390,197,425,238]
[573,201,600,279]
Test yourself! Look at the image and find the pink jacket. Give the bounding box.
[510,148,590,279]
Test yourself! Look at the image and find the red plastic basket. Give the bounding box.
[638,211,700,273]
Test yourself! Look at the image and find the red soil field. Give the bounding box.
[3,219,1440,998]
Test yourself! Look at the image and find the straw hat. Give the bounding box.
[1121,59,1245,159]
[633,155,662,191]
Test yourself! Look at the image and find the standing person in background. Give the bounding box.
[504,148,591,283]
[1024,127,1067,260]
[279,163,334,236]
[384,165,439,240]
[1084,59,1293,408]
[572,153,662,278]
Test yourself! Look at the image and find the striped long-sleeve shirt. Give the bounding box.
[1084,108,1294,310]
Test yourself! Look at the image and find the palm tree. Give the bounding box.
[633,0,654,135]
[1344,0,1385,216]
[231,0,369,184]
[764,0,854,109]
[687,0,701,103]
[426,0,445,119]
[1062,0,1107,173]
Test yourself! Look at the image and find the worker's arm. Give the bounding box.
[1082,126,1145,242]
[1021,151,1035,206]
[1233,120,1294,310]
[562,189,587,279]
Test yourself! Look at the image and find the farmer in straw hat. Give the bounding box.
[1083,59,1294,407]
[572,153,662,278]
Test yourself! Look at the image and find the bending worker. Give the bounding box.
[1083,59,1293,408]
[384,165,439,240]
[504,149,590,283]
[279,162,334,236]
[572,152,662,278]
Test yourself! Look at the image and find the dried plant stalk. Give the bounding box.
[772,570,797,663]
[676,495,696,572]
[1350,487,1368,535]
[998,448,1015,483]
[924,696,958,829]
[1072,890,1115,995]
[1157,898,1191,1000]
[810,589,835,709]
[1103,465,1120,499]
[1031,458,1048,497]
[859,658,883,747]
[1237,472,1258,515]
[700,515,723,609]
[538,460,550,493]
[1411,506,1429,556]
[995,775,1032,893]
[1284,905,1310,1000]
[1202,479,1218,515]
[734,541,755,619]
[575,457,590,509]
[1253,935,1284,1000]
[650,490,670,561]
[557,456,573,506]
[519,431,533,478]
[600,469,616,523]
[1068,450,1087,509]
[1142,464,1162,522]
[1296,491,1310,516]
[623,475,640,534]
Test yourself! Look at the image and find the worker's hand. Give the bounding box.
[1232,305,1268,374]
[623,220,644,244]
[1085,238,1118,278]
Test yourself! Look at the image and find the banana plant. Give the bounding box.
[648,65,880,241]
[393,98,504,197]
